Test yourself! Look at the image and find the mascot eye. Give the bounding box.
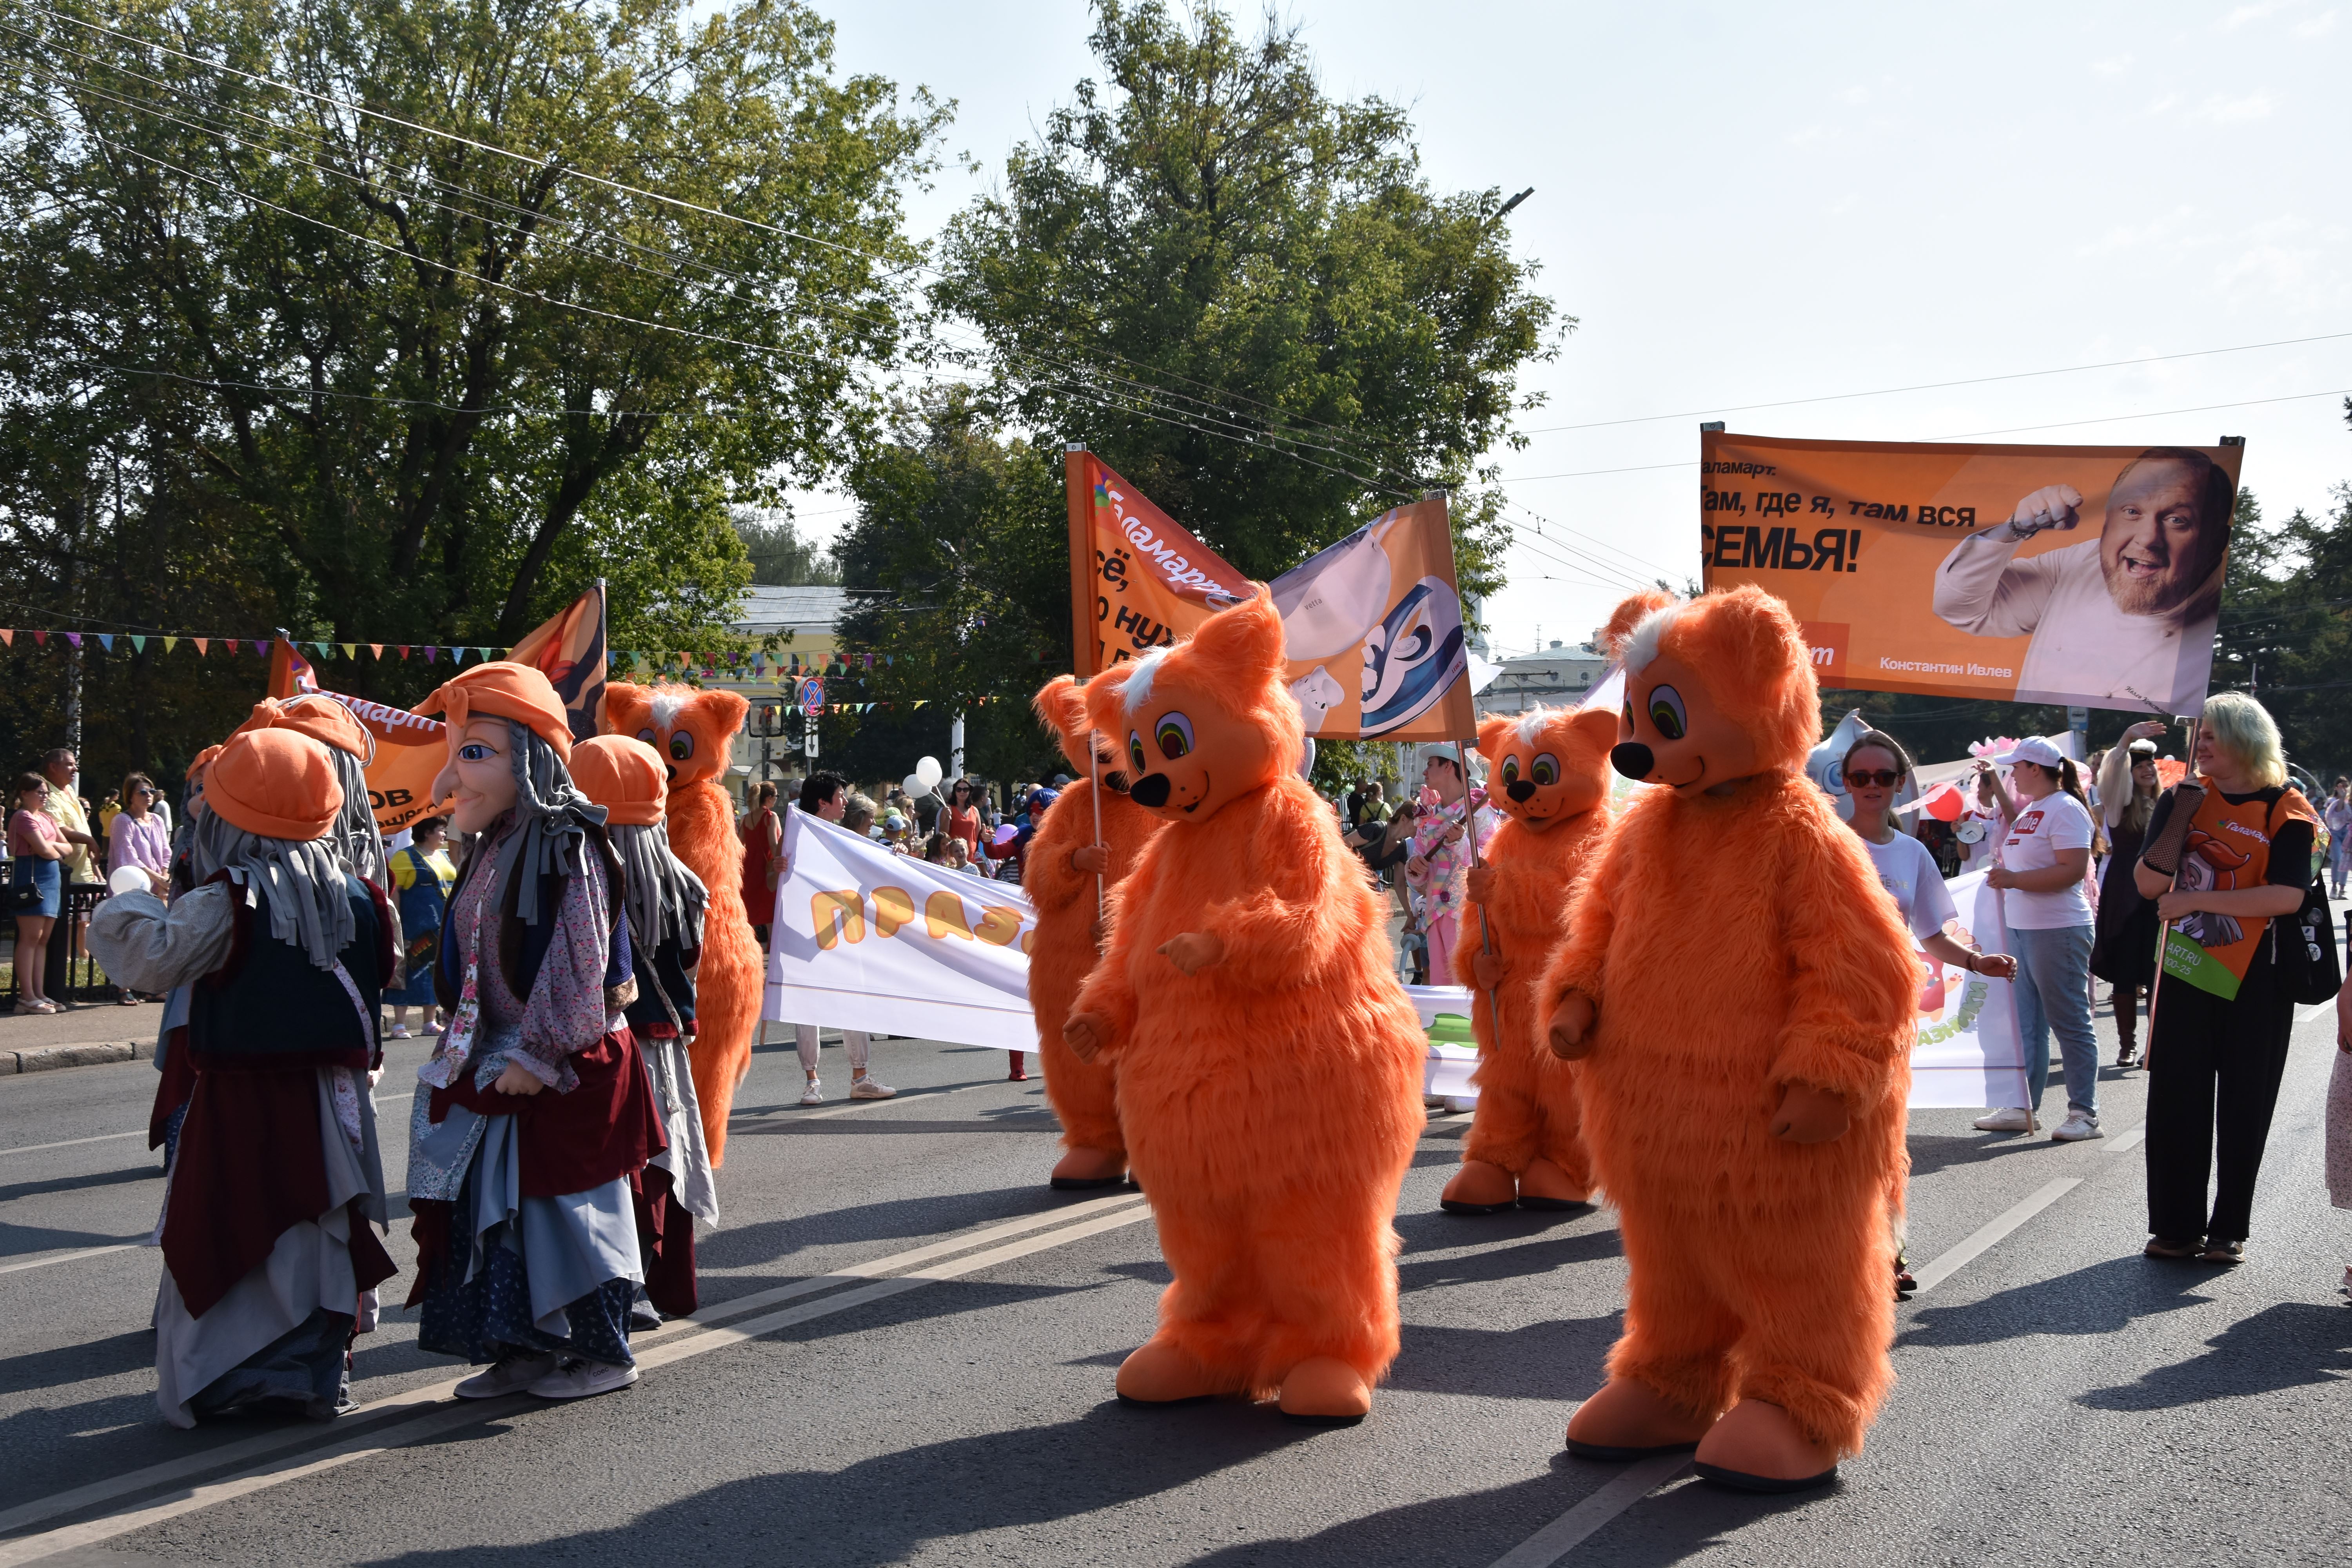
[1155,711,1194,760]
[1645,685,1688,741]
[669,731,695,763]
[1129,732,1147,773]
[1499,756,1520,784]
[457,742,495,763]
[1531,753,1560,786]
[636,728,657,746]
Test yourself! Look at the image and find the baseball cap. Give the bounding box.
[1993,737,2065,769]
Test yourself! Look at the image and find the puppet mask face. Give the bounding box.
[1123,677,1276,823]
[608,683,745,788]
[1613,652,1760,794]
[438,718,517,834]
[1490,708,1617,828]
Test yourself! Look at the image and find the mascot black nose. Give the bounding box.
[1506,779,1537,803]
[1129,773,1172,808]
[1610,742,1654,780]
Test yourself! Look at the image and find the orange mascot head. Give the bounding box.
[603,682,748,788]
[1085,585,1301,824]
[1034,672,1133,793]
[1477,705,1617,829]
[1607,585,1818,794]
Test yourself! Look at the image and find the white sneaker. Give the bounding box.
[1973,1108,2032,1132]
[453,1353,559,1398]
[527,1357,639,1400]
[849,1075,897,1100]
[799,1079,825,1106]
[388,1025,412,1040]
[2051,1112,2103,1142]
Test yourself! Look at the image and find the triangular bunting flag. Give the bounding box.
[397,645,409,659]
[253,640,268,657]
[65,632,82,649]
[368,644,382,659]
[192,637,206,655]
[96,633,114,652]
[33,630,47,646]
[424,646,438,663]
[341,644,356,659]
[163,637,176,652]
[129,635,145,653]
[0,630,11,646]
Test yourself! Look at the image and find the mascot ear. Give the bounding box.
[1600,590,1680,660]
[601,682,645,735]
[1570,706,1620,753]
[1186,583,1285,677]
[695,688,750,735]
[1033,675,1088,742]
[1476,713,1511,759]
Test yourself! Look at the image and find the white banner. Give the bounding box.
[1907,870,2033,1109]
[762,810,1039,1051]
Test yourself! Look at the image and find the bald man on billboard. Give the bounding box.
[1932,447,2233,713]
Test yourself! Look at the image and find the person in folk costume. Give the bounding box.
[571,734,718,1321]
[148,743,223,1176]
[236,695,402,957]
[405,664,665,1403]
[86,728,399,1427]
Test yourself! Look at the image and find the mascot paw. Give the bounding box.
[1049,1146,1129,1190]
[1116,1338,1228,1406]
[1693,1399,1839,1493]
[1062,1012,1107,1063]
[1464,864,1495,904]
[1277,1357,1372,1426]
[1769,1083,1851,1144]
[1564,1378,1715,1461]
[1546,993,1597,1060]
[1471,950,1509,991]
[1514,1156,1592,1210]
[1071,843,1110,875]
[1156,931,1225,976]
[1439,1159,1520,1215]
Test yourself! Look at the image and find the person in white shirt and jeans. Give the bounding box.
[1972,736,2104,1141]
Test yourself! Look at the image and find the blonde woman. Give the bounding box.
[2133,693,2318,1265]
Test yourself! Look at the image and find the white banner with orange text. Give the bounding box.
[762,809,1039,1051]
[1906,870,2034,1110]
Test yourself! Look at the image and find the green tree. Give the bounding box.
[932,0,1558,602]
[2211,484,2352,779]
[733,508,842,586]
[0,0,939,782]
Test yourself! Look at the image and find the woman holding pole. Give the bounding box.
[2133,693,2318,1265]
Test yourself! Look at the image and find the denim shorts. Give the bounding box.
[11,857,59,919]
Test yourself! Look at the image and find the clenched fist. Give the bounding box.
[1158,932,1225,976]
[1465,864,1495,904]
[1769,1083,1850,1144]
[1547,992,1595,1060]
[2000,483,2083,541]
[1472,949,1508,991]
[1072,844,1110,875]
[1063,1011,1107,1063]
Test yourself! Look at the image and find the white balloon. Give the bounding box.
[107,865,152,897]
[901,772,926,798]
[915,756,944,790]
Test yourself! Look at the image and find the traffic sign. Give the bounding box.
[797,676,825,717]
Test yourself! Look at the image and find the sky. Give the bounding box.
[780,0,2351,660]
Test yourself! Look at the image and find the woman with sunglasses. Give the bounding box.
[942,777,984,867]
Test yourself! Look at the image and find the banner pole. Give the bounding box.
[1089,729,1106,927]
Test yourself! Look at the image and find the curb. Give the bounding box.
[0,1038,154,1076]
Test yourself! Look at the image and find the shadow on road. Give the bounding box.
[1899,1255,2212,1348]
[0,1165,161,1207]
[2077,1299,2352,1410]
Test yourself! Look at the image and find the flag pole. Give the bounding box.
[1089,729,1107,927]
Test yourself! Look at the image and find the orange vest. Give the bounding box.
[2160,785,2318,1000]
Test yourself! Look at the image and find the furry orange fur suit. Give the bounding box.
[1024,673,1164,1189]
[1440,703,1619,1215]
[1539,585,1917,1492]
[603,682,760,1167]
[1062,586,1426,1423]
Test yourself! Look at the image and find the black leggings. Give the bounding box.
[2143,963,2294,1244]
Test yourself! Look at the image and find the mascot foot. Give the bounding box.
[1277,1357,1373,1426]
[1050,1146,1129,1190]
[1693,1399,1839,1493]
[1440,1159,1520,1216]
[1116,1339,1228,1406]
[1564,1377,1715,1461]
[1514,1157,1592,1211]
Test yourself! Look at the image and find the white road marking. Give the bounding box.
[2107,1127,2147,1154]
[0,1243,144,1277]
[1486,1454,1694,1568]
[0,1190,1152,1556]
[1909,1176,2083,1296]
[0,1095,412,1162]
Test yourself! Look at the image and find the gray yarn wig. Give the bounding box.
[482,721,608,926]
[192,808,355,971]
[608,818,707,956]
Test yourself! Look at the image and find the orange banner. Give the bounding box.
[1698,432,2243,716]
[507,583,608,743]
[1064,451,1478,741]
[269,639,450,834]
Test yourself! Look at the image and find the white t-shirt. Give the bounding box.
[1861,830,1958,944]
[1996,791,2096,929]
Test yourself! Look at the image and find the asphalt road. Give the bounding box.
[0,1001,2346,1568]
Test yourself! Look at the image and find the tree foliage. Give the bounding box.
[0,0,937,785]
[2210,483,2352,780]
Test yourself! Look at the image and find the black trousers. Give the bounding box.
[2143,955,2295,1243]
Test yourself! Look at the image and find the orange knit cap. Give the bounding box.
[186,744,222,784]
[570,735,666,825]
[415,661,573,763]
[204,728,343,841]
[236,695,374,762]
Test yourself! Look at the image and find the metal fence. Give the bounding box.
[1,866,114,1005]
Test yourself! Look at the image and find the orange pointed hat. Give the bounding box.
[570,735,667,825]
[236,695,374,762]
[185,744,223,784]
[203,728,343,841]
[415,661,574,763]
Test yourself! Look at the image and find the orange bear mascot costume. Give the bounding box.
[1540,586,1916,1492]
[1024,673,1163,1189]
[1439,703,1619,1214]
[602,682,759,1166]
[1063,587,1426,1423]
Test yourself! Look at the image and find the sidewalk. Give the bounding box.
[0,996,162,1074]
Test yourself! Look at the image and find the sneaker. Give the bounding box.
[2051,1112,2103,1143]
[1972,1108,2032,1132]
[389,1025,412,1039]
[527,1357,639,1400]
[849,1075,897,1100]
[799,1079,825,1106]
[454,1353,560,1399]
